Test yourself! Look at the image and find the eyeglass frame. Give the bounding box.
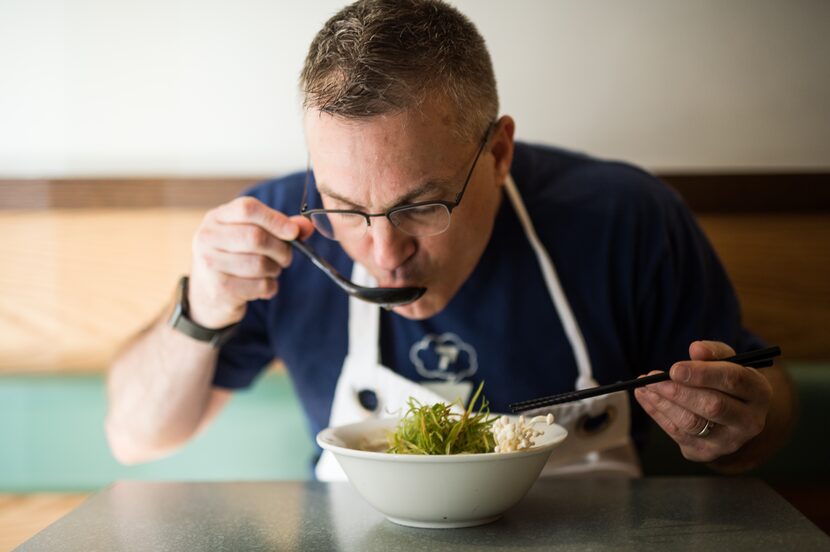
[299,121,496,239]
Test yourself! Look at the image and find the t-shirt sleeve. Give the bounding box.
[213,298,276,389]
[632,180,765,372]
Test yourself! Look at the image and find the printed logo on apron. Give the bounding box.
[409,332,478,382]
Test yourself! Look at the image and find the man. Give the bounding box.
[106,0,793,476]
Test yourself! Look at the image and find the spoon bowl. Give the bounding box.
[290,240,426,307]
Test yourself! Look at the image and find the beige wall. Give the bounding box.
[1,0,828,176]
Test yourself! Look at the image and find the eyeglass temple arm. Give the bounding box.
[453,121,496,204]
[300,155,311,213]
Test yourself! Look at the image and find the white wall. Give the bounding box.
[1,0,828,177]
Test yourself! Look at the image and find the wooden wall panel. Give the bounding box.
[0,209,202,373]
[0,179,256,209]
[697,214,830,360]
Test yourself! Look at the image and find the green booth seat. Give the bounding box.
[0,373,315,492]
[1,363,828,492]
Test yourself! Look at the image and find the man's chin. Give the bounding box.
[389,292,446,320]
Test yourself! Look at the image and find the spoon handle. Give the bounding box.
[289,239,426,306]
[289,239,352,292]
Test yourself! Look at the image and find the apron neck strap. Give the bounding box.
[347,262,381,366]
[504,175,598,390]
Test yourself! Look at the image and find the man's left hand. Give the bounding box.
[634,340,773,463]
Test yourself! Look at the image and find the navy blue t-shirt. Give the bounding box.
[213,141,763,448]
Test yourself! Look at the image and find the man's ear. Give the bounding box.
[490,115,515,187]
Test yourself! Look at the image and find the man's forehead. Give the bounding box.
[308,115,461,165]
[303,99,462,148]
[302,103,479,209]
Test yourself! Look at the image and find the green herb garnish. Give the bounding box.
[386,382,496,455]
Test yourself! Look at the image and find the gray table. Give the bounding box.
[17,478,829,551]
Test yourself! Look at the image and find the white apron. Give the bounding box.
[315,175,642,481]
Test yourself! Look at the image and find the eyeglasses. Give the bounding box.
[300,122,494,241]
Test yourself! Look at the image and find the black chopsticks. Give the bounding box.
[509,345,781,413]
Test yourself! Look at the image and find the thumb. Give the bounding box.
[689,340,736,361]
[289,215,316,241]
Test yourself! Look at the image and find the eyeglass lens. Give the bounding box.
[309,203,451,240]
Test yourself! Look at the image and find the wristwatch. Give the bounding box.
[167,276,238,347]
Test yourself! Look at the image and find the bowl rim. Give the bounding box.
[316,416,568,463]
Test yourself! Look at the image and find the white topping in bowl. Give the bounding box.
[491,413,555,452]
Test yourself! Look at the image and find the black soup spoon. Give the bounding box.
[290,240,426,307]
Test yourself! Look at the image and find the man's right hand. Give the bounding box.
[187,196,314,328]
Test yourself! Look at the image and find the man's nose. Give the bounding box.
[369,217,415,272]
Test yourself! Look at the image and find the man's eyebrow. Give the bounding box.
[316,184,362,209]
[394,180,450,205]
[316,180,451,211]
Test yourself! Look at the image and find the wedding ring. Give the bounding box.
[696,419,713,438]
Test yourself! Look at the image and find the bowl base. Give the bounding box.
[386,514,502,529]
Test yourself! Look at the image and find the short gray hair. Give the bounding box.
[300,0,498,140]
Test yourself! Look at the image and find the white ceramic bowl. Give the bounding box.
[316,416,568,528]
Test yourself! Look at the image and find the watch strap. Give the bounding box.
[168,276,238,347]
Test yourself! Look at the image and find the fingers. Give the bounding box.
[210,273,279,302]
[635,385,722,462]
[201,250,283,279]
[635,362,770,463]
[291,214,316,241]
[201,199,317,265]
[187,197,313,328]
[639,377,741,428]
[198,222,293,268]
[636,341,775,465]
[669,360,771,403]
[651,364,769,430]
[214,196,303,241]
[689,340,735,362]
[199,197,317,269]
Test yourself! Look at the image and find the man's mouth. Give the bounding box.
[374,265,424,289]
[378,278,422,289]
